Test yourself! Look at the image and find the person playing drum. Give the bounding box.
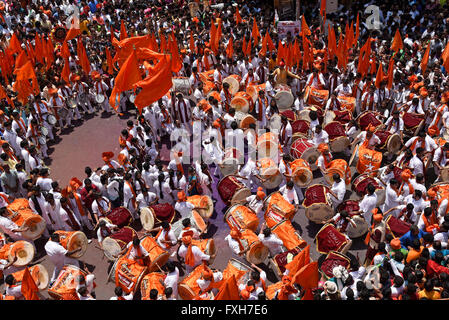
[0,207,29,241]
[432,142,449,180]
[96,219,119,244]
[257,222,284,257]
[350,123,381,151]
[196,264,223,296]
[224,228,248,259]
[235,187,265,219]
[179,235,211,273]
[178,218,202,240]
[400,130,437,156]
[305,67,325,90]
[150,221,178,256]
[383,110,404,144]
[279,180,301,206]
[316,143,333,174]
[363,208,386,267]
[116,237,150,266]
[311,124,329,146]
[323,210,357,238]
[327,173,346,209]
[271,61,300,87]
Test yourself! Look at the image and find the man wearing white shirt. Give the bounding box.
[356,184,378,224]
[311,125,329,145]
[409,147,425,176]
[110,287,134,300]
[383,179,404,217]
[164,261,180,299]
[136,187,157,210]
[404,190,429,224]
[258,224,284,256]
[384,110,404,140]
[178,235,210,273]
[279,181,300,206]
[328,174,346,209]
[433,143,449,179]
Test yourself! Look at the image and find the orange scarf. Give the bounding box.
[0,193,9,205]
[203,55,210,71]
[257,97,267,121]
[423,213,440,234]
[410,137,424,154]
[5,149,18,162]
[125,181,137,208]
[73,192,87,216]
[156,227,173,247]
[185,243,195,267]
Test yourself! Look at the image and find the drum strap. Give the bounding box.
[17,118,27,133]
[224,89,232,112]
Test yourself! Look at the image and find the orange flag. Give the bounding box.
[252,18,260,45]
[168,32,182,73]
[226,37,234,58]
[61,58,71,83]
[214,275,240,300]
[347,22,355,49]
[246,38,252,57]
[235,7,242,24]
[112,35,152,66]
[442,41,449,72]
[300,16,311,37]
[105,47,114,74]
[266,32,276,52]
[15,49,28,69]
[190,31,196,54]
[391,29,403,53]
[370,58,377,75]
[120,20,128,41]
[21,267,39,300]
[420,42,431,74]
[76,39,91,75]
[375,62,385,88]
[242,37,247,57]
[302,36,310,70]
[276,41,285,65]
[294,38,301,65]
[109,50,141,110]
[355,13,360,47]
[45,37,55,70]
[8,33,22,54]
[320,0,326,16]
[159,32,167,53]
[60,40,71,60]
[259,33,267,57]
[34,33,43,64]
[327,24,337,59]
[386,57,394,90]
[293,261,319,289]
[134,55,172,113]
[64,25,81,43]
[285,245,310,276]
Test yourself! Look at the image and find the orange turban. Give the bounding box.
[373,214,383,222]
[182,235,192,245]
[48,88,58,95]
[102,152,114,162]
[256,187,266,200]
[178,191,187,201]
[400,169,412,182]
[390,238,401,250]
[366,123,376,133]
[427,190,437,199]
[428,127,437,136]
[202,268,213,280]
[240,289,250,300]
[69,177,82,190]
[117,153,127,165]
[317,143,329,154]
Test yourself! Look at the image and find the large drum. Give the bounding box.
[203,81,215,95]
[403,112,425,136]
[291,119,310,142]
[246,83,266,102]
[191,238,216,264]
[223,74,241,95]
[324,121,350,153]
[375,130,401,154]
[140,236,170,272]
[49,264,88,299]
[172,77,192,96]
[239,228,269,265]
[274,84,294,110]
[269,113,282,134]
[290,159,313,188]
[199,70,215,83]
[345,215,369,239]
[290,138,320,171]
[271,219,307,251]
[257,132,279,159]
[207,90,221,103]
[186,195,214,220]
[303,184,334,224]
[231,91,253,113]
[352,173,385,206]
[270,247,302,277]
[235,111,256,130]
[315,224,352,255]
[263,191,297,221]
[11,264,48,291]
[219,147,243,177]
[323,159,350,185]
[101,207,132,229]
[178,263,208,300]
[357,111,382,131]
[337,96,356,113]
[222,258,252,283]
[217,175,252,206]
[319,251,351,279]
[109,257,148,294]
[356,145,382,175]
[6,199,46,240]
[171,210,207,239]
[224,204,259,232]
[385,215,411,238]
[304,86,329,108]
[333,109,353,124]
[281,110,297,122]
[54,230,88,259]
[102,226,137,261]
[5,240,35,267]
[257,158,283,189]
[140,272,166,300]
[140,203,176,231]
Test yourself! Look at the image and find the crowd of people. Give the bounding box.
[1,0,449,301]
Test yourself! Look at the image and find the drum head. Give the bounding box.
[231,187,252,205]
[257,140,279,159]
[23,216,46,240]
[346,215,369,239]
[96,94,105,104]
[323,110,336,126]
[38,137,47,145]
[140,207,155,231]
[40,126,48,136]
[240,114,256,130]
[178,283,196,300]
[301,147,320,171]
[67,231,88,259]
[231,96,250,113]
[269,114,282,133]
[293,167,313,188]
[246,241,269,265]
[102,237,122,261]
[223,76,240,95]
[441,168,449,182]
[386,134,401,154]
[305,203,334,224]
[275,91,294,110]
[376,188,386,207]
[298,109,311,122]
[192,210,207,233]
[260,166,283,189]
[129,94,136,103]
[47,115,57,125]
[219,163,239,177]
[196,196,214,220]
[330,136,350,153]
[32,264,49,290]
[149,252,170,272]
[9,241,35,267]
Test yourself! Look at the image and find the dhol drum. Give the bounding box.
[54,230,88,259]
[199,70,215,83]
[46,114,57,125]
[319,251,351,279]
[172,77,192,96]
[5,240,35,267]
[239,228,269,265]
[6,199,46,240]
[140,272,166,300]
[219,147,244,177]
[303,184,334,224]
[291,119,310,142]
[257,158,283,189]
[332,109,353,124]
[356,111,382,131]
[257,132,279,159]
[323,159,350,185]
[304,86,329,108]
[217,175,252,206]
[171,210,207,239]
[57,107,69,119]
[290,159,313,188]
[38,136,47,146]
[246,83,266,102]
[207,90,221,103]
[100,206,132,229]
[375,130,401,154]
[323,110,336,126]
[49,264,88,299]
[356,145,382,175]
[11,264,48,291]
[224,204,259,232]
[403,112,425,136]
[337,96,356,113]
[290,138,320,171]
[186,195,214,220]
[140,203,176,231]
[235,111,256,130]
[271,219,307,251]
[324,121,350,153]
[109,256,148,294]
[40,126,48,137]
[281,110,297,122]
[202,81,215,95]
[95,94,105,104]
[222,258,253,283]
[223,75,241,95]
[270,247,302,277]
[178,263,208,300]
[345,215,369,239]
[269,113,282,134]
[352,173,385,206]
[140,236,170,272]
[231,91,253,113]
[274,84,294,110]
[385,215,411,238]
[102,226,137,261]
[191,238,216,264]
[263,191,297,221]
[315,224,352,255]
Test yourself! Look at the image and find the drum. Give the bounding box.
[140,272,166,300]
[403,112,425,136]
[149,203,176,225]
[290,159,313,188]
[40,126,48,136]
[6,199,46,240]
[191,238,216,264]
[54,230,88,259]
[291,119,310,142]
[240,228,269,265]
[356,111,382,131]
[217,175,252,206]
[352,173,385,206]
[223,74,241,95]
[222,258,253,283]
[6,240,35,267]
[375,130,401,154]
[199,70,215,83]
[102,226,137,261]
[315,224,352,255]
[323,159,350,185]
[235,111,256,129]
[10,263,48,291]
[207,90,221,102]
[269,113,282,134]
[38,136,47,145]
[270,247,302,277]
[274,84,294,110]
[385,215,411,238]
[224,204,259,232]
[271,219,307,250]
[290,138,319,171]
[172,77,192,96]
[324,121,350,153]
[140,207,155,232]
[95,94,105,104]
[178,263,208,300]
[231,91,253,113]
[101,206,132,229]
[109,256,148,294]
[323,110,336,126]
[319,251,351,279]
[336,200,360,214]
[305,86,329,107]
[303,184,334,224]
[67,98,77,109]
[46,114,57,125]
[219,147,243,177]
[333,109,353,124]
[48,264,88,299]
[171,210,207,239]
[186,195,214,220]
[337,96,356,113]
[257,158,283,189]
[263,191,297,221]
[345,215,369,239]
[281,110,297,122]
[140,236,170,272]
[356,145,382,175]
[257,132,279,159]
[246,83,266,102]
[441,167,449,182]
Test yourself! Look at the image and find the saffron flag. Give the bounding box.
[300,16,311,37]
[391,29,403,53]
[375,62,385,88]
[284,245,310,276]
[120,20,128,41]
[251,18,260,45]
[293,261,319,290]
[21,267,39,300]
[420,42,431,74]
[226,36,234,58]
[8,33,22,54]
[214,275,240,300]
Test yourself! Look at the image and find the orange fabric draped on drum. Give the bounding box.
[271,219,307,250]
[231,91,253,113]
[140,236,170,272]
[305,86,329,107]
[225,205,259,232]
[325,159,351,184]
[265,192,296,221]
[356,145,382,174]
[140,272,166,300]
[337,96,356,113]
[48,265,87,299]
[114,256,148,294]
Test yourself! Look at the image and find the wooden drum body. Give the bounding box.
[49,264,87,299]
[101,206,132,229]
[11,263,48,291]
[217,175,251,206]
[186,195,214,220]
[323,159,350,185]
[178,263,208,300]
[257,158,283,189]
[140,236,170,272]
[352,173,385,206]
[263,192,297,221]
[7,199,46,240]
[315,224,352,255]
[290,158,313,188]
[235,111,257,130]
[291,119,310,142]
[140,203,176,231]
[246,83,266,102]
[305,86,329,108]
[219,147,243,177]
[223,75,241,95]
[141,272,166,300]
[290,138,319,171]
[224,204,259,232]
[102,226,137,261]
[240,228,268,265]
[274,84,294,110]
[231,91,253,113]
[172,210,207,239]
[271,219,307,251]
[222,258,252,284]
[324,121,350,153]
[303,184,334,224]
[257,132,279,159]
[54,230,88,259]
